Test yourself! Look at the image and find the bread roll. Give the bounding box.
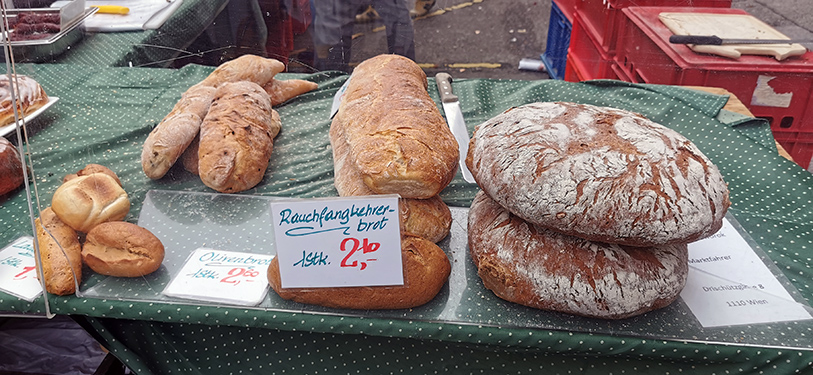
[198,81,280,193]
[200,54,285,88]
[468,191,688,319]
[331,114,451,242]
[0,74,49,126]
[51,173,130,233]
[82,222,165,277]
[1,137,24,196]
[35,207,82,296]
[267,234,451,309]
[141,84,217,179]
[332,54,458,199]
[64,164,122,186]
[467,102,730,247]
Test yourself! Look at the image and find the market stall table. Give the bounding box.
[2,63,813,374]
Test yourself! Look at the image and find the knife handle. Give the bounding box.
[434,73,459,103]
[669,35,723,45]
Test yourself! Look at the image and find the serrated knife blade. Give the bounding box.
[434,73,475,184]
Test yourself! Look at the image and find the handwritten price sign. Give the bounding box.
[162,249,273,306]
[271,195,403,289]
[0,236,43,302]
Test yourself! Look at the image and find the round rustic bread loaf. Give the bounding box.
[468,191,688,319]
[466,101,730,247]
[82,221,165,277]
[51,173,130,233]
[1,137,24,196]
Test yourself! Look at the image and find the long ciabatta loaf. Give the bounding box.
[141,84,216,179]
[466,102,730,247]
[332,54,458,199]
[331,114,452,243]
[267,234,451,309]
[198,81,281,193]
[468,191,688,319]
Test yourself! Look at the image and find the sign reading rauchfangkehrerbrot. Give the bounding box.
[271,195,402,289]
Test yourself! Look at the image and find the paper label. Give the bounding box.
[271,196,403,289]
[162,248,273,306]
[680,218,812,327]
[0,237,43,302]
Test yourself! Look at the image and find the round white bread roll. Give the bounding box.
[466,101,730,247]
[82,222,165,277]
[468,191,688,320]
[51,173,130,233]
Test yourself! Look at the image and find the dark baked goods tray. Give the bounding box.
[0,7,97,63]
[79,190,813,351]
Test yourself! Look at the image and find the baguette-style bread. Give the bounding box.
[198,81,281,193]
[35,207,82,296]
[0,137,24,196]
[467,102,730,247]
[267,234,451,309]
[332,54,458,199]
[331,114,451,242]
[263,78,318,106]
[141,84,217,179]
[468,191,688,319]
[200,54,285,88]
[0,74,49,126]
[51,173,130,233]
[82,222,165,277]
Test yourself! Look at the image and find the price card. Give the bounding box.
[680,218,813,327]
[0,237,43,302]
[271,195,402,289]
[162,248,273,306]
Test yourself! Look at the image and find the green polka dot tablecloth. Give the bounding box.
[2,63,813,374]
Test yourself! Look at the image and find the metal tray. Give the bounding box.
[1,7,98,63]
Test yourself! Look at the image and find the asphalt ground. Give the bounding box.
[306,0,813,81]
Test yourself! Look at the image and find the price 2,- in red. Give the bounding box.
[340,237,380,271]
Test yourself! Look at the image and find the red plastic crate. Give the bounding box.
[616,6,813,170]
[576,0,731,55]
[565,12,620,81]
[554,0,580,23]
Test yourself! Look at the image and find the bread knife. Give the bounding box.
[434,73,475,184]
[669,35,812,45]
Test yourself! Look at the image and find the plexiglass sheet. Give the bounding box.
[80,190,813,350]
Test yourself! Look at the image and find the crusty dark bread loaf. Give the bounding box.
[467,101,730,247]
[267,234,451,309]
[468,191,688,319]
[0,137,23,196]
[198,81,281,193]
[82,222,165,277]
[330,114,451,242]
[35,207,82,296]
[141,84,216,180]
[51,173,130,233]
[332,54,458,199]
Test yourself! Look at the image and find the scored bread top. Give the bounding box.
[332,54,458,199]
[466,101,730,247]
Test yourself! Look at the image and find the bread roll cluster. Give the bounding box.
[466,102,730,319]
[141,54,318,193]
[35,164,165,295]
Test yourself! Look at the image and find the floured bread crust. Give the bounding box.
[467,101,730,247]
[468,191,688,319]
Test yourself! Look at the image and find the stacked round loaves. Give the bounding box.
[141,55,318,193]
[466,102,730,319]
[36,164,165,295]
[267,54,458,309]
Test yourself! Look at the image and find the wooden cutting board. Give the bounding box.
[658,12,807,61]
